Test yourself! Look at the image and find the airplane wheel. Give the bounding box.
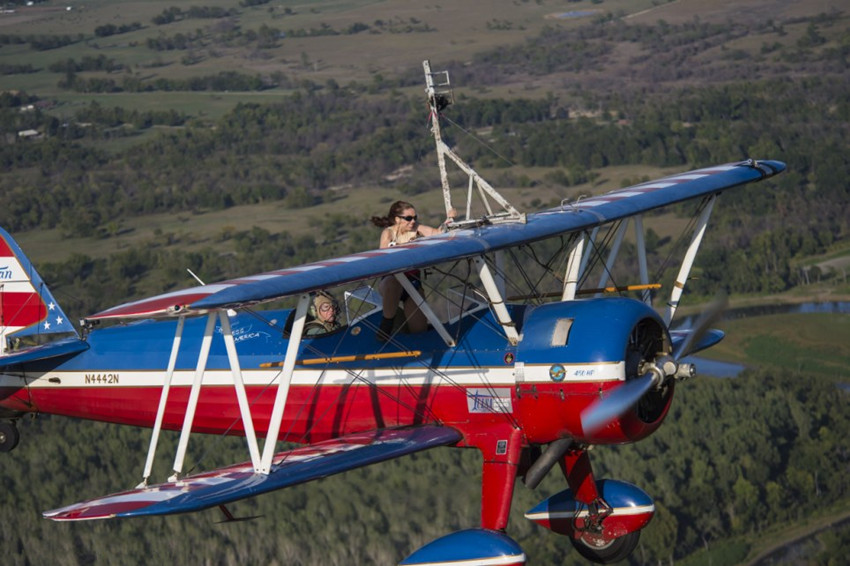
[570,531,640,564]
[0,421,20,453]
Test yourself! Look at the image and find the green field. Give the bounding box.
[703,312,850,380]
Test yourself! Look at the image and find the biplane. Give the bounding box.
[0,61,784,565]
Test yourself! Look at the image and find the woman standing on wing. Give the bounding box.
[371,200,454,340]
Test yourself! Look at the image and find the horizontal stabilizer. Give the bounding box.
[0,336,88,369]
[44,425,461,521]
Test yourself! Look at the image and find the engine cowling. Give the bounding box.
[515,298,674,444]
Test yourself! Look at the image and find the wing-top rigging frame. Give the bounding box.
[424,60,525,228]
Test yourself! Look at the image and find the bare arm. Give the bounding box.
[417,208,457,237]
[416,224,441,237]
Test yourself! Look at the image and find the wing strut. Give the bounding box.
[166,310,264,478]
[580,226,600,278]
[219,310,262,470]
[170,312,218,480]
[475,257,519,345]
[634,216,652,304]
[139,316,185,487]
[664,195,717,325]
[595,220,629,295]
[394,274,455,347]
[259,293,310,473]
[562,233,586,301]
[143,295,311,483]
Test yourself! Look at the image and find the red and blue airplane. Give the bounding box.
[0,63,784,565]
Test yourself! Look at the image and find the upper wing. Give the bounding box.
[89,159,785,320]
[44,425,461,521]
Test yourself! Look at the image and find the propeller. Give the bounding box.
[673,293,728,360]
[580,371,658,435]
[580,294,727,435]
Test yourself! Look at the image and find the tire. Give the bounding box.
[0,421,20,453]
[570,531,640,564]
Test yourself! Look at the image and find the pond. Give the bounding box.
[550,10,598,19]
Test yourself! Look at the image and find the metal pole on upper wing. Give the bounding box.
[423,60,525,227]
[423,59,454,220]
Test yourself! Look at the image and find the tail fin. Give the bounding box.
[0,228,77,354]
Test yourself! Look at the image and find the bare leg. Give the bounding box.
[404,298,428,333]
[379,276,402,319]
[377,277,402,341]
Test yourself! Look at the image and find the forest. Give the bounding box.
[1,1,849,564]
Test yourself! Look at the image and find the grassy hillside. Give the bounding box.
[701,312,850,380]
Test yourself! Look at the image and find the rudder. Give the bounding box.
[0,228,77,354]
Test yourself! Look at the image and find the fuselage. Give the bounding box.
[0,298,673,447]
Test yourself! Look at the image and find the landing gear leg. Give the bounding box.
[477,427,523,530]
[560,449,641,564]
[0,421,20,453]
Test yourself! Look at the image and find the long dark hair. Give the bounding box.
[371,200,414,228]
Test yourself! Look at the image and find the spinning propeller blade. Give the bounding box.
[673,293,728,360]
[581,294,728,435]
[581,372,656,435]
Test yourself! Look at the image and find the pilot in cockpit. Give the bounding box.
[304,291,342,336]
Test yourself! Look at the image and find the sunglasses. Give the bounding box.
[397,215,418,222]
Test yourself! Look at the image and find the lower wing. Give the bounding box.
[44,425,461,521]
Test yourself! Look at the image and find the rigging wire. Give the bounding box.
[185,271,527,474]
[650,197,708,285]
[579,220,626,294]
[439,113,516,169]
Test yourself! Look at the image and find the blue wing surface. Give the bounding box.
[44,425,462,521]
[89,160,785,319]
